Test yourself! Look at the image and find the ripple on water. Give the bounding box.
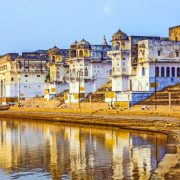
[0,119,167,179]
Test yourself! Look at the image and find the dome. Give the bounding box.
[48,46,61,55]
[112,29,128,41]
[77,39,91,49]
[70,40,78,49]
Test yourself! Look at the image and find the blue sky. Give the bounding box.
[0,0,179,54]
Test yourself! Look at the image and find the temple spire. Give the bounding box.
[102,35,108,46]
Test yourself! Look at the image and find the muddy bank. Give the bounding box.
[0,110,179,179]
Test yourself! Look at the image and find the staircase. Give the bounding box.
[138,84,180,105]
[83,81,112,102]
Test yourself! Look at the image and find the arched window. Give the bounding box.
[158,50,161,56]
[121,42,125,50]
[56,72,60,79]
[52,56,56,62]
[71,50,76,58]
[142,67,145,76]
[177,67,180,77]
[172,67,175,77]
[176,51,179,57]
[156,67,159,77]
[115,42,120,50]
[79,50,84,57]
[85,68,88,76]
[161,67,165,77]
[139,50,142,56]
[166,67,170,77]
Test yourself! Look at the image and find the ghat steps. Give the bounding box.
[83,81,112,102]
[138,84,180,105]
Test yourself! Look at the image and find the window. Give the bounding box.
[161,67,165,77]
[85,68,88,76]
[142,67,145,76]
[166,67,170,77]
[121,42,125,50]
[122,68,126,72]
[79,50,84,57]
[37,75,40,77]
[140,50,142,56]
[177,67,180,77]
[25,75,28,77]
[115,43,120,50]
[172,67,175,77]
[52,56,56,62]
[57,72,60,79]
[0,65,7,71]
[158,50,161,56]
[11,77,14,81]
[175,37,178,41]
[113,67,115,73]
[156,67,159,77]
[176,51,179,57]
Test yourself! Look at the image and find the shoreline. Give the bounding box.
[0,109,180,179]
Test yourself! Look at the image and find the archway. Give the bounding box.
[79,50,84,57]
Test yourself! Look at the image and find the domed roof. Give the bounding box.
[70,40,78,49]
[77,39,91,49]
[112,29,128,41]
[48,46,61,55]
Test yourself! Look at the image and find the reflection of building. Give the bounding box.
[106,26,180,105]
[64,127,87,179]
[132,145,151,180]
[0,121,20,171]
[65,37,111,103]
[0,52,47,104]
[0,120,167,180]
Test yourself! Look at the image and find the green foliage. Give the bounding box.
[45,68,50,83]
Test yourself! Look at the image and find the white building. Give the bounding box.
[0,52,48,105]
[106,29,180,105]
[65,37,112,103]
[44,46,69,101]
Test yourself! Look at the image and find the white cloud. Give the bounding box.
[103,1,113,15]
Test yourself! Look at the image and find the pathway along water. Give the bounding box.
[0,119,167,180]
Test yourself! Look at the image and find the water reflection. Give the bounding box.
[0,119,167,180]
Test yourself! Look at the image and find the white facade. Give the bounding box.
[65,39,112,103]
[67,59,111,103]
[106,30,180,105]
[0,53,47,104]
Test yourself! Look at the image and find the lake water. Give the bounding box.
[0,119,167,180]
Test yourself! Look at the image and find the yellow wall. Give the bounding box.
[169,26,180,41]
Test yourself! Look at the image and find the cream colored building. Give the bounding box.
[65,37,112,103]
[44,46,69,101]
[105,26,180,105]
[0,52,47,104]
